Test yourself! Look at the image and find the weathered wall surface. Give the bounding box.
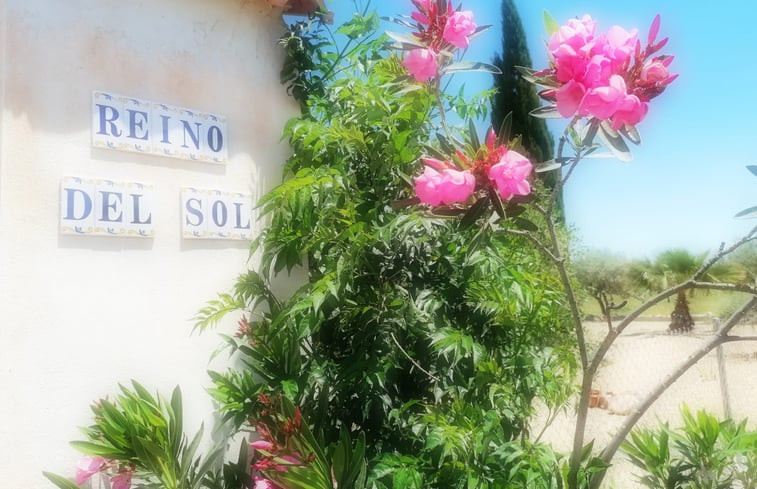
[0,0,297,485]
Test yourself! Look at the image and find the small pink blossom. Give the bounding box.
[488,151,532,200]
[403,48,438,82]
[610,94,648,130]
[75,456,106,485]
[111,471,133,489]
[414,166,475,206]
[639,57,674,85]
[555,79,586,117]
[579,74,627,119]
[253,476,281,489]
[250,440,275,451]
[443,10,477,49]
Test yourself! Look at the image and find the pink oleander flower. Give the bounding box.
[403,48,438,82]
[579,74,627,119]
[488,150,533,200]
[548,15,596,54]
[75,456,106,485]
[253,476,281,489]
[600,25,638,68]
[111,471,133,489]
[443,10,476,49]
[555,79,587,117]
[414,165,475,206]
[274,454,303,472]
[610,94,648,130]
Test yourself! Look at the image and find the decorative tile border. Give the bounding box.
[92,91,228,164]
[181,187,252,240]
[61,176,155,238]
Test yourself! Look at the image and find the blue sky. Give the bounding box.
[326,1,757,258]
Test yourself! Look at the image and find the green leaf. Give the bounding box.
[746,165,757,177]
[497,111,513,146]
[468,118,480,149]
[529,105,562,119]
[384,31,424,49]
[466,25,492,43]
[443,61,502,75]
[598,120,632,162]
[735,205,757,219]
[69,440,124,459]
[620,125,641,145]
[514,217,539,232]
[379,15,415,30]
[488,187,505,219]
[460,196,490,230]
[535,160,562,173]
[543,11,560,37]
[42,472,82,489]
[281,379,299,400]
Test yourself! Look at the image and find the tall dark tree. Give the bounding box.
[492,0,560,208]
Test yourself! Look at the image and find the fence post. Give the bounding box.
[712,317,732,418]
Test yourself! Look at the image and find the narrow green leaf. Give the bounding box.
[460,196,490,230]
[468,119,480,149]
[466,24,492,43]
[746,165,757,177]
[384,31,424,48]
[529,105,562,119]
[443,61,502,75]
[535,160,561,173]
[69,441,123,459]
[42,472,82,489]
[620,125,641,145]
[379,16,415,29]
[488,187,505,219]
[543,11,560,37]
[598,120,632,162]
[514,217,539,232]
[497,111,513,146]
[735,205,757,219]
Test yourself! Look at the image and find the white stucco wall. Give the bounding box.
[0,0,299,486]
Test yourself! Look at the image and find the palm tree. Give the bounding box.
[630,249,743,333]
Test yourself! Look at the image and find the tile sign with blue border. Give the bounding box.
[181,188,252,240]
[60,176,156,238]
[92,91,228,164]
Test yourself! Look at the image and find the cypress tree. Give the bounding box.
[492,0,561,212]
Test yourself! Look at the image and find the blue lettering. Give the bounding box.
[96,104,122,137]
[181,120,201,150]
[185,198,203,226]
[212,200,228,228]
[207,125,223,153]
[64,188,93,220]
[130,194,152,224]
[160,115,171,144]
[99,191,123,222]
[127,110,149,140]
[233,202,250,230]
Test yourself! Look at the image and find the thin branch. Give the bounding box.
[390,332,440,382]
[590,296,757,489]
[501,228,559,264]
[690,281,757,295]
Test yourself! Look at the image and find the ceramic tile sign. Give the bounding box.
[181,188,252,240]
[60,176,155,238]
[92,91,228,164]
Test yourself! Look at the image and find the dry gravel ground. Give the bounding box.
[530,319,757,488]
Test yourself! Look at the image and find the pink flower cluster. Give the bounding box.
[402,1,478,82]
[75,456,133,489]
[546,14,676,130]
[414,129,532,206]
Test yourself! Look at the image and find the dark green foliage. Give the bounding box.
[196,9,576,488]
[623,406,757,489]
[491,0,559,208]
